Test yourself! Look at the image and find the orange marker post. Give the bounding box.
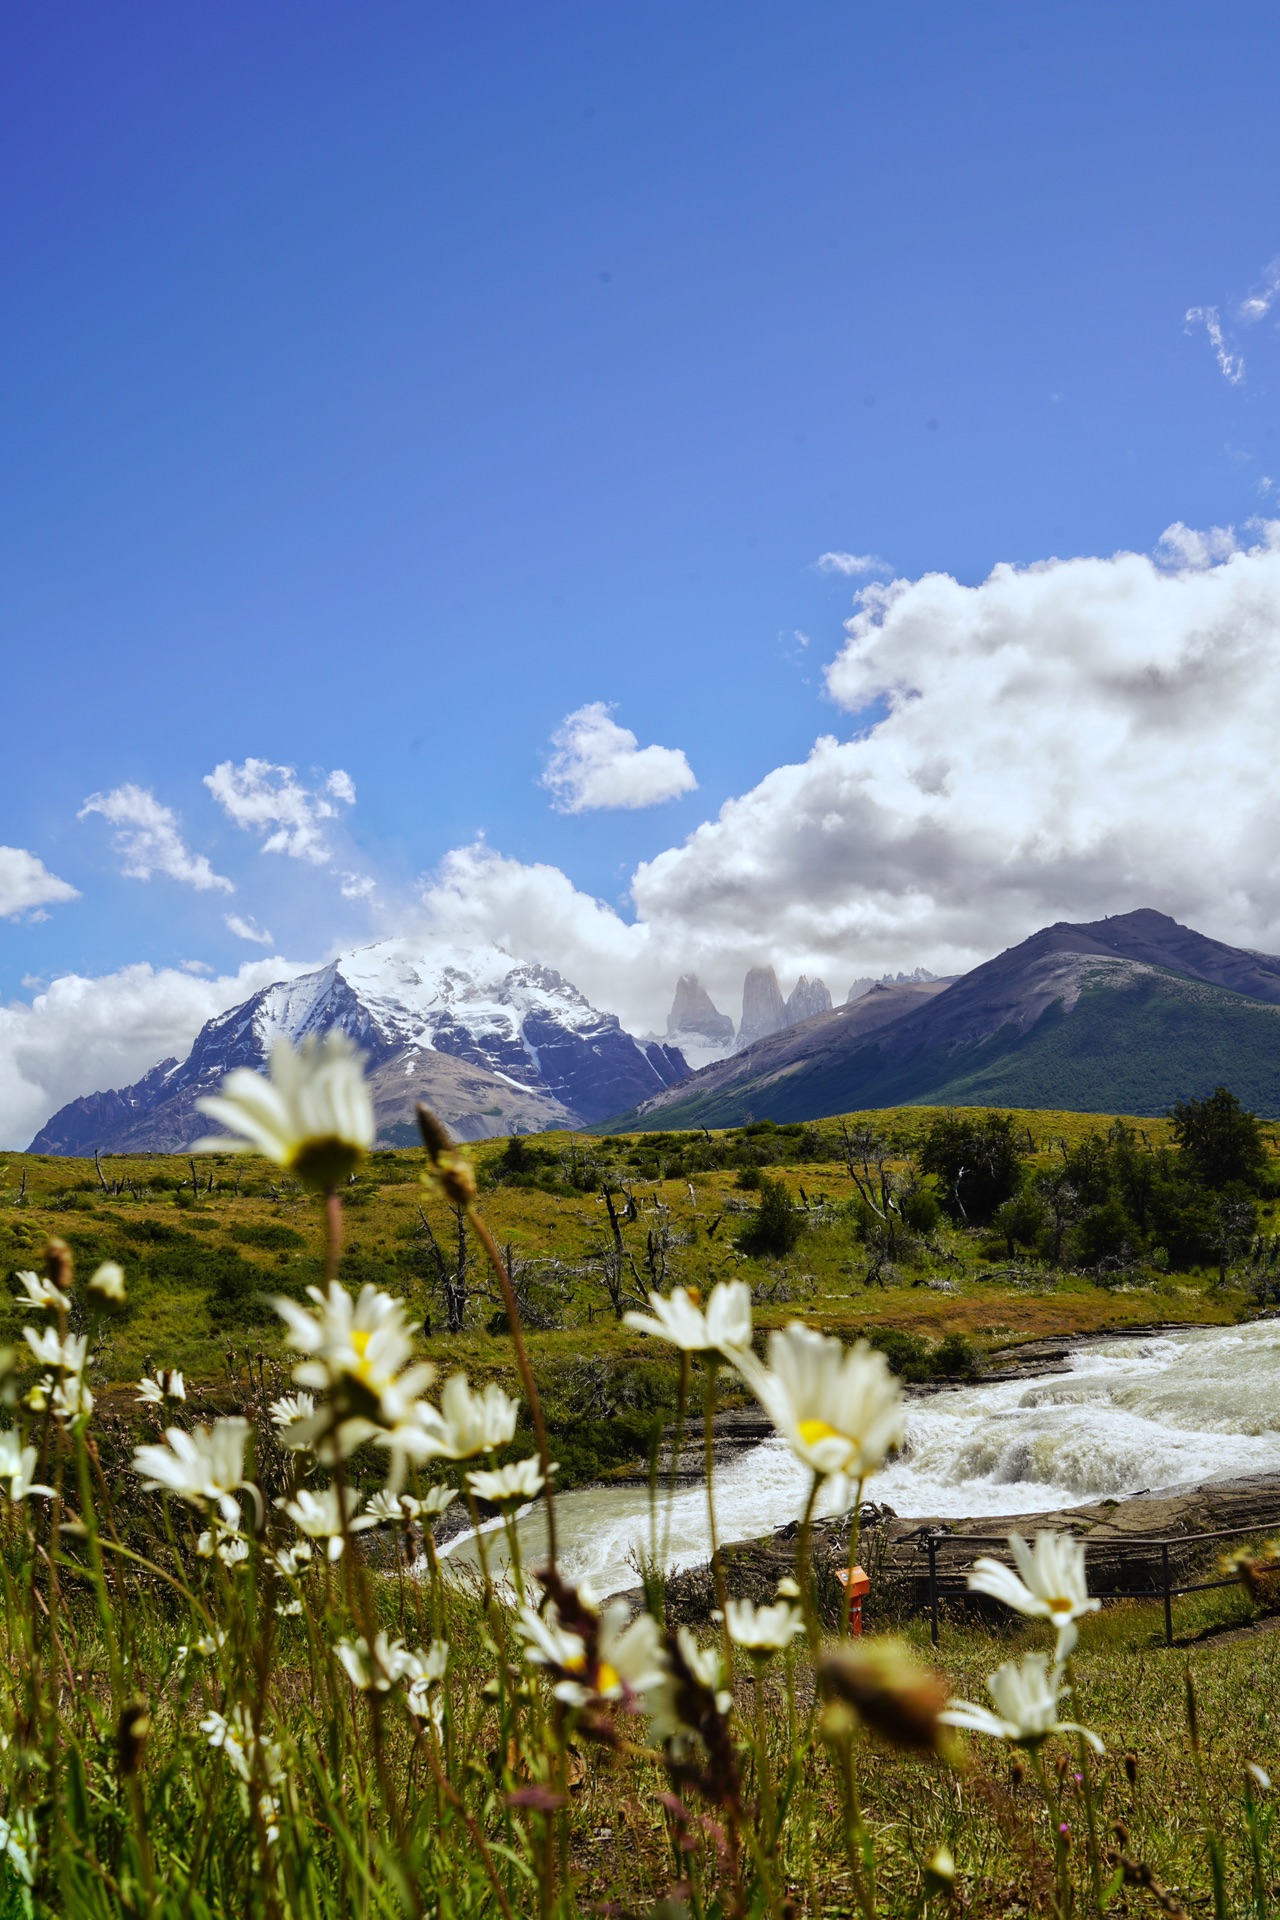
[835,1564,871,1636]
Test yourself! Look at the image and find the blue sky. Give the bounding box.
[4,2,1280,1141]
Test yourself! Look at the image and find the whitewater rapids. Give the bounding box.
[440,1318,1280,1599]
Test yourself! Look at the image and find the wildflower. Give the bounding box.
[644,1627,733,1746]
[52,1373,94,1421]
[268,1390,314,1430]
[364,1484,456,1525]
[1248,1762,1271,1791]
[195,1032,375,1192]
[177,1630,227,1662]
[335,1631,448,1705]
[0,1430,52,1501]
[403,1641,449,1719]
[87,1261,126,1302]
[272,1282,436,1458]
[133,1417,252,1524]
[467,1456,553,1506]
[277,1484,374,1560]
[968,1532,1101,1660]
[24,1376,54,1413]
[775,1575,801,1599]
[384,1372,518,1464]
[818,1640,950,1754]
[940,1652,1103,1752]
[518,1593,666,1708]
[624,1280,752,1354]
[14,1270,61,1311]
[268,1540,313,1577]
[276,1598,303,1617]
[23,1327,93,1421]
[721,1596,804,1657]
[733,1323,905,1491]
[257,1794,282,1846]
[24,1326,85,1374]
[197,1522,250,1567]
[200,1705,284,1786]
[136,1370,185,1405]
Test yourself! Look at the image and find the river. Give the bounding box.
[439,1317,1280,1598]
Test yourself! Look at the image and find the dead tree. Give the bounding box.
[595,1183,649,1320]
[414,1205,469,1333]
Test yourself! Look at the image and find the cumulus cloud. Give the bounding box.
[816,551,890,576]
[0,848,79,920]
[418,521,1280,1035]
[0,954,311,1149]
[541,703,698,813]
[224,913,274,945]
[204,758,355,863]
[78,786,233,893]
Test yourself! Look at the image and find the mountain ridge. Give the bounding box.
[617,910,1280,1129]
[29,940,688,1153]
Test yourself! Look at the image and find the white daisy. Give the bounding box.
[968,1532,1100,1660]
[195,1033,375,1192]
[733,1323,904,1490]
[624,1280,753,1355]
[940,1652,1103,1752]
[133,1418,251,1524]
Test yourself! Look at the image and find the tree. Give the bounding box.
[919,1112,1025,1226]
[1170,1087,1268,1191]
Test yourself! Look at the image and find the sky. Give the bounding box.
[4,2,1280,1146]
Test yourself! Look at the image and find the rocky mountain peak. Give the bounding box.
[666,973,735,1044]
[785,975,832,1023]
[28,939,690,1155]
[735,965,788,1050]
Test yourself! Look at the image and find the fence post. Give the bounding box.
[928,1535,939,1646]
[1161,1542,1173,1647]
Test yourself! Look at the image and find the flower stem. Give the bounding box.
[467,1207,558,1568]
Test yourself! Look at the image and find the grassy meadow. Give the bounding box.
[0,1104,1265,1480]
[1,1099,1279,1917]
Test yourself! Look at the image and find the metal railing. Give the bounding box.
[918,1514,1280,1647]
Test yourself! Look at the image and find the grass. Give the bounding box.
[0,1105,1252,1408]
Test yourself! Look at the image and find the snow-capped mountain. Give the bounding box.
[29,940,690,1154]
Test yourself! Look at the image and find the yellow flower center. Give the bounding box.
[597,1661,620,1693]
[798,1417,845,1448]
[351,1329,372,1358]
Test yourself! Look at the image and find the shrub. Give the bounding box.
[735,1174,802,1258]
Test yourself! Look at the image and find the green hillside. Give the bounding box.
[632,971,1280,1129]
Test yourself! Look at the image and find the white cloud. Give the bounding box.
[1239,257,1280,324]
[1154,521,1240,569]
[816,551,890,576]
[0,955,310,1150]
[541,703,698,813]
[78,786,233,893]
[1185,305,1245,385]
[0,847,79,920]
[204,758,355,863]
[418,520,1280,1036]
[340,872,376,900]
[224,913,274,946]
